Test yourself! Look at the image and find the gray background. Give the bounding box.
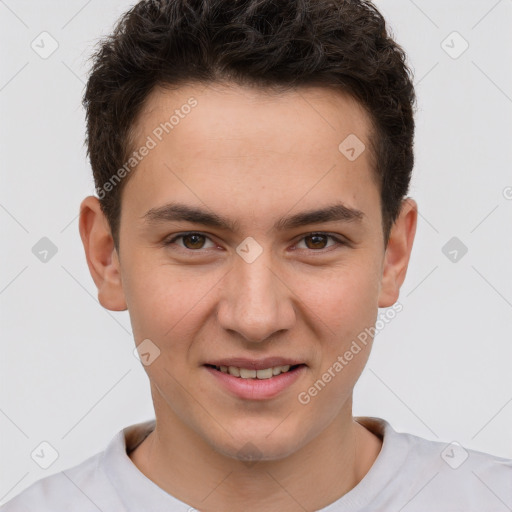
[1,0,511,504]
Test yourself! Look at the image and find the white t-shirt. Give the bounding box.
[1,416,511,511]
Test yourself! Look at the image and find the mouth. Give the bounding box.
[204,363,305,380]
[203,362,307,400]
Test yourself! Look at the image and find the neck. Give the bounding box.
[129,403,382,511]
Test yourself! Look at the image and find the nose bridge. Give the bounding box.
[217,245,295,342]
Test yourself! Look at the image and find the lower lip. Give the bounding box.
[204,365,307,400]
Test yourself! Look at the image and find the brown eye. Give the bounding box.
[181,233,206,249]
[164,232,216,251]
[304,234,329,249]
[295,233,346,251]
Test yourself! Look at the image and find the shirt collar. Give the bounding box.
[101,416,408,512]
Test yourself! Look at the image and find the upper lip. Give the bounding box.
[204,357,306,370]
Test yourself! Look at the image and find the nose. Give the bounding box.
[216,250,296,343]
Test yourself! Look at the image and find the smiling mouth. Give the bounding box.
[205,363,305,379]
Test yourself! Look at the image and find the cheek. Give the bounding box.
[295,259,380,336]
[122,241,382,346]
[121,257,220,344]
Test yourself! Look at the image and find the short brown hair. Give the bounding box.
[82,0,416,251]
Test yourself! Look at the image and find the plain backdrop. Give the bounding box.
[1,0,511,504]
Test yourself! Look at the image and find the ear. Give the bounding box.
[78,196,127,311]
[378,198,418,308]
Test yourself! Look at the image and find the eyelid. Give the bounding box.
[164,231,218,250]
[293,232,347,250]
[164,231,348,252]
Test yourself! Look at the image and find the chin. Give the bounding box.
[205,425,307,463]
[219,441,297,464]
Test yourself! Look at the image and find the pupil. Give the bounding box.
[307,234,326,249]
[185,234,204,249]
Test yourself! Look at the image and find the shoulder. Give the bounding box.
[0,421,156,512]
[407,429,511,480]
[357,416,512,511]
[413,436,511,510]
[0,444,123,511]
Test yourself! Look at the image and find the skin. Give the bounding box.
[79,82,417,512]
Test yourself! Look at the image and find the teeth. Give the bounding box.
[240,368,257,378]
[229,365,240,377]
[256,368,273,379]
[215,364,295,379]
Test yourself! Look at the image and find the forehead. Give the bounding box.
[123,82,379,228]
[133,81,373,149]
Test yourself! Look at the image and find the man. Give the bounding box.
[2,0,510,510]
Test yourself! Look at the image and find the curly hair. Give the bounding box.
[82,0,416,251]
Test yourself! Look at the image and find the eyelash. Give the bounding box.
[163,231,347,254]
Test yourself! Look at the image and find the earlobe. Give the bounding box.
[78,196,128,311]
[377,198,418,308]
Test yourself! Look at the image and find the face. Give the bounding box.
[80,82,416,461]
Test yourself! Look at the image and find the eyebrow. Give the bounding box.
[141,201,364,232]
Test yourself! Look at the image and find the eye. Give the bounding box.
[163,231,346,253]
[295,232,346,251]
[164,232,217,251]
